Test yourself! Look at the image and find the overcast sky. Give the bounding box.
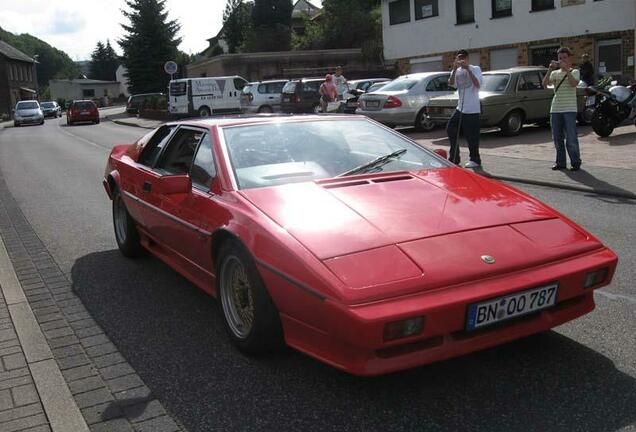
[0,0,322,61]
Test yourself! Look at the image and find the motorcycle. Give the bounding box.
[587,81,636,137]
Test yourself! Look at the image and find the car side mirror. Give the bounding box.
[434,149,448,159]
[158,175,191,194]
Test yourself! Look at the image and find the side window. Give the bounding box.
[304,81,320,93]
[138,125,176,166]
[272,82,285,93]
[426,76,450,92]
[156,128,204,175]
[360,82,371,91]
[258,84,267,94]
[518,72,543,91]
[190,134,216,190]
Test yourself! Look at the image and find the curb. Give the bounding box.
[0,237,90,432]
[484,173,636,199]
[111,119,156,130]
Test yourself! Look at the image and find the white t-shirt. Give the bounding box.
[333,74,348,96]
[454,65,483,114]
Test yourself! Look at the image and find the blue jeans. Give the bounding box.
[551,112,581,167]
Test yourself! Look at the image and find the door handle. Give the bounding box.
[143,181,152,192]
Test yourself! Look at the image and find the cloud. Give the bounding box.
[48,9,86,34]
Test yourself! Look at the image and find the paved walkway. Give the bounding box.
[0,164,183,431]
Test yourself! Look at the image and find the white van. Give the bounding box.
[168,76,248,117]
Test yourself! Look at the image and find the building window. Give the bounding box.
[492,0,512,18]
[83,89,96,97]
[597,39,622,77]
[13,65,18,81]
[389,0,411,25]
[8,65,13,81]
[456,0,474,24]
[530,45,559,67]
[531,0,554,11]
[415,0,438,20]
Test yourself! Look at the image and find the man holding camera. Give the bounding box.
[541,47,582,171]
[447,49,483,168]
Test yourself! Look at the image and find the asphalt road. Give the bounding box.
[1,118,635,432]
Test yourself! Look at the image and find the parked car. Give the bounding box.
[13,100,44,127]
[425,66,586,136]
[366,81,390,93]
[169,76,247,117]
[127,93,164,114]
[67,100,99,125]
[40,101,62,118]
[280,78,323,113]
[344,78,393,114]
[356,72,453,131]
[241,79,288,113]
[103,114,617,376]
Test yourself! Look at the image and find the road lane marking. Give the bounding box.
[56,120,111,151]
[596,290,636,305]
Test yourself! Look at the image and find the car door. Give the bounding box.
[421,74,453,107]
[116,125,177,229]
[517,71,552,121]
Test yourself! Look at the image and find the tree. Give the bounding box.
[118,0,181,94]
[223,0,253,53]
[89,40,119,81]
[0,26,80,88]
[245,0,293,52]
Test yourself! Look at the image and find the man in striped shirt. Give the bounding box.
[542,47,582,171]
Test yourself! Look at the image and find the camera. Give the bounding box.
[550,60,560,68]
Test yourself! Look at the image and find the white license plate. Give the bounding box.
[366,100,380,108]
[80,111,89,115]
[466,283,558,331]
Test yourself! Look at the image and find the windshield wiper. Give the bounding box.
[337,149,407,177]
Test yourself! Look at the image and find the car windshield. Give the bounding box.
[282,81,297,93]
[222,119,448,190]
[378,79,418,92]
[17,101,39,110]
[481,74,511,92]
[41,102,55,108]
[75,102,94,109]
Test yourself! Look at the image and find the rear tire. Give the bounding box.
[500,110,524,136]
[13,122,19,127]
[258,106,273,113]
[198,106,211,117]
[112,188,143,258]
[591,111,614,137]
[415,109,436,132]
[217,239,283,354]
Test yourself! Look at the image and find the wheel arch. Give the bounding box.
[103,170,121,200]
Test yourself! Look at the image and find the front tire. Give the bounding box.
[217,239,283,354]
[112,188,143,257]
[258,106,273,114]
[500,110,524,136]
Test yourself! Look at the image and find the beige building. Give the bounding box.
[49,79,122,105]
[383,0,635,81]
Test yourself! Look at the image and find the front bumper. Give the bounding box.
[272,247,617,376]
[15,116,43,125]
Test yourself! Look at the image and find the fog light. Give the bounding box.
[584,268,608,288]
[384,316,424,341]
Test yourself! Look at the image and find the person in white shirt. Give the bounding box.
[446,49,483,168]
[333,66,348,100]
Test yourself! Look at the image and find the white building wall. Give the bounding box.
[382,0,636,61]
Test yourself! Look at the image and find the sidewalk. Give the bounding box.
[0,170,183,431]
[105,114,636,199]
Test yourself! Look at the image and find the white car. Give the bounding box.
[13,100,44,127]
[241,80,288,113]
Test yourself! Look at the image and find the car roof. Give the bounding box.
[395,71,450,80]
[487,66,547,73]
[254,79,289,84]
[72,100,95,103]
[131,93,163,97]
[166,114,367,129]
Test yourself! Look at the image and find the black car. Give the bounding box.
[126,93,164,114]
[280,79,323,114]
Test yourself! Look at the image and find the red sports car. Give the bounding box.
[103,115,617,376]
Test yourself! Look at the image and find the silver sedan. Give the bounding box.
[356,72,453,131]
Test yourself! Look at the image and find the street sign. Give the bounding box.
[164,61,178,75]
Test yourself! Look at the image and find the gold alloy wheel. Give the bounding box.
[220,255,255,339]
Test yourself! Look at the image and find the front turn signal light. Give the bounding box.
[384,316,425,341]
[584,268,609,288]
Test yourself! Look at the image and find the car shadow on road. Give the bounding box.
[71,250,636,432]
[598,130,636,146]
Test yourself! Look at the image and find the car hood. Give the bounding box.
[241,168,602,299]
[241,168,595,260]
[16,108,41,116]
